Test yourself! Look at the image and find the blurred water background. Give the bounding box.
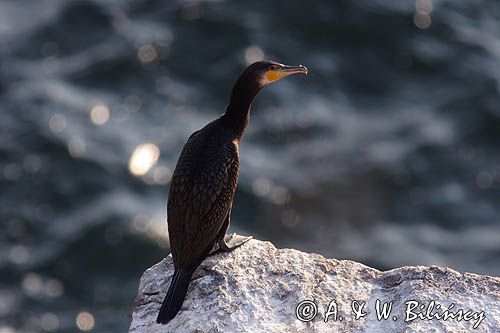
[1,0,500,332]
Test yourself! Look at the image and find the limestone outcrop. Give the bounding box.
[130,236,500,332]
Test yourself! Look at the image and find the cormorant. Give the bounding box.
[157,60,308,324]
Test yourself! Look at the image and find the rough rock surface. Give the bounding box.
[130,236,500,332]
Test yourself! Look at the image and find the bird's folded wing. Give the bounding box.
[167,141,239,266]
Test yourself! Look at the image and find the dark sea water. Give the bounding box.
[1,0,500,332]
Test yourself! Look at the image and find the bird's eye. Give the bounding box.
[270,65,280,71]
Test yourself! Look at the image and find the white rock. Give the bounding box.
[129,236,500,332]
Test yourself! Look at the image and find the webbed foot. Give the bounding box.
[209,233,253,255]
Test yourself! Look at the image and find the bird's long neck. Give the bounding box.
[224,76,261,139]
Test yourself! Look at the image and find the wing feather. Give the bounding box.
[167,132,239,268]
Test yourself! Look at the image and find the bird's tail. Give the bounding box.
[156,267,195,324]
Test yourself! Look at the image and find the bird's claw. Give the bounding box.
[209,234,253,256]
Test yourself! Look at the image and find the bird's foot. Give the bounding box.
[209,234,253,255]
[219,233,253,252]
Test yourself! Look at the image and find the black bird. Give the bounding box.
[157,60,308,324]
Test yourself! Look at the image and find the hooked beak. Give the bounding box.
[279,65,308,75]
[266,64,308,82]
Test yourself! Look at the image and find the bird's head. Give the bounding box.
[242,60,308,88]
[228,60,308,113]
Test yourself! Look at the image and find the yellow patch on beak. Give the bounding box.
[266,70,286,82]
[265,65,308,82]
